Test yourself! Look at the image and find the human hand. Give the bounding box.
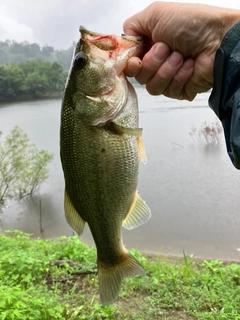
[123,2,240,100]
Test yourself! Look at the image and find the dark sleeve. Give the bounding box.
[209,20,240,169]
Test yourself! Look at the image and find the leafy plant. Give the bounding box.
[0,126,53,209]
[1,231,240,319]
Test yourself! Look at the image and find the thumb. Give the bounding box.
[123,14,154,58]
[123,11,150,37]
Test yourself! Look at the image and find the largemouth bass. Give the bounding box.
[60,27,151,305]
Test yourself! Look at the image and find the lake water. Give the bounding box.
[1,88,240,261]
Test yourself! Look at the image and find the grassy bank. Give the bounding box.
[0,230,240,319]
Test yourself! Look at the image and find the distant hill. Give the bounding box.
[0,40,75,71]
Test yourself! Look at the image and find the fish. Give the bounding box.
[60,26,151,306]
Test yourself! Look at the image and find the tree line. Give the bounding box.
[0,40,75,102]
[0,40,75,71]
[0,60,67,102]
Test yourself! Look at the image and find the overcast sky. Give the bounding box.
[0,0,240,49]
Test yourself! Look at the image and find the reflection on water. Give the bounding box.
[1,90,240,261]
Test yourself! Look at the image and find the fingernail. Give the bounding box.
[167,52,183,69]
[123,29,139,37]
[152,42,170,62]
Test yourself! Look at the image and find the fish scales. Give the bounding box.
[60,27,151,305]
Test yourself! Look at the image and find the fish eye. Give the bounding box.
[75,52,87,68]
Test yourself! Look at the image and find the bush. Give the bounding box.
[189,119,223,145]
[0,126,53,210]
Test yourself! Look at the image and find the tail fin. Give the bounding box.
[97,252,145,306]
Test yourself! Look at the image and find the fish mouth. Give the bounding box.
[79,26,144,55]
[80,26,143,42]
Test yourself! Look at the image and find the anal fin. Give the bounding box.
[122,191,151,230]
[64,188,86,236]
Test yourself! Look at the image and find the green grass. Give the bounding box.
[0,230,240,319]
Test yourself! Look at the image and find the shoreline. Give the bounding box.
[2,227,239,264]
[0,93,63,105]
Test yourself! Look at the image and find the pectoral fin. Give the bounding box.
[123,191,151,230]
[111,122,143,136]
[64,188,85,236]
[137,136,147,164]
